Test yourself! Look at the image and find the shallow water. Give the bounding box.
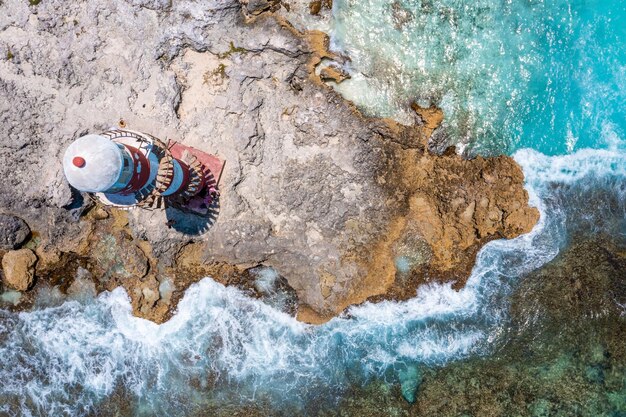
[329,0,626,155]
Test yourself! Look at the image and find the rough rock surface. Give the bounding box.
[1,248,37,291]
[308,0,332,16]
[0,214,31,250]
[319,64,350,83]
[0,0,538,323]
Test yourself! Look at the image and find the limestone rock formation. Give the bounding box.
[319,64,350,83]
[1,248,37,291]
[90,231,149,282]
[309,0,322,15]
[309,0,332,15]
[0,0,539,323]
[405,150,539,279]
[0,214,30,250]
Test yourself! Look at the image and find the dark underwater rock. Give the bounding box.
[398,364,422,403]
[320,236,626,416]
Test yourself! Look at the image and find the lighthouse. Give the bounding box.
[62,128,224,214]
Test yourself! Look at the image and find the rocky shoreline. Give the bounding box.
[0,0,538,323]
[314,235,626,417]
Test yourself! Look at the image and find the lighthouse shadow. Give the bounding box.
[164,199,220,236]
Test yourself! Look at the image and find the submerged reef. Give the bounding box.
[313,236,626,416]
[0,0,537,323]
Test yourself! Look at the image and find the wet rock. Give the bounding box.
[319,64,351,83]
[409,237,626,417]
[248,266,298,314]
[67,267,97,300]
[584,365,604,384]
[530,399,553,417]
[0,290,22,306]
[309,0,332,15]
[92,233,149,281]
[411,102,444,131]
[512,236,626,324]
[129,275,166,320]
[1,248,37,291]
[391,0,414,30]
[158,277,174,305]
[398,364,422,403]
[309,0,322,15]
[0,214,30,250]
[427,126,452,155]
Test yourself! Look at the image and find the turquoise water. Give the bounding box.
[330,0,626,155]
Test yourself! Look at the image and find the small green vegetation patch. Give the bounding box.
[213,63,227,79]
[203,63,228,86]
[217,42,247,59]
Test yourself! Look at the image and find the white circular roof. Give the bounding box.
[63,134,124,193]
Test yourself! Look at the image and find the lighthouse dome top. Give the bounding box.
[63,134,124,193]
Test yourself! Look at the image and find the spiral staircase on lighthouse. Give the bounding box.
[62,126,224,216]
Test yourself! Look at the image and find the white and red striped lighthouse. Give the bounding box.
[62,128,224,214]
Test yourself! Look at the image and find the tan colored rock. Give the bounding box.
[119,243,149,279]
[504,208,540,239]
[127,275,167,321]
[306,31,341,76]
[319,65,351,83]
[34,244,62,272]
[328,145,539,316]
[297,304,333,325]
[308,0,332,15]
[139,287,159,314]
[407,153,539,277]
[2,249,37,291]
[411,103,444,131]
[319,271,335,299]
[92,207,109,220]
[460,201,476,224]
[309,0,321,15]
